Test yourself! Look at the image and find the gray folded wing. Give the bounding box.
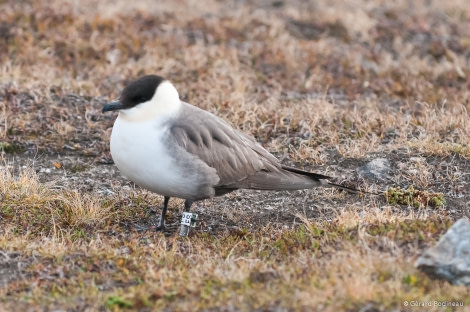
[169,102,331,195]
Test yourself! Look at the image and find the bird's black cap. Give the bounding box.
[102,75,165,113]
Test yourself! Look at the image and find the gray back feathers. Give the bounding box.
[166,102,330,200]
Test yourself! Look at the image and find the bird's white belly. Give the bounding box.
[110,117,186,197]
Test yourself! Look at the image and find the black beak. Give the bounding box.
[102,101,122,113]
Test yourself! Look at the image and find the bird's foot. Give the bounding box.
[155,219,165,232]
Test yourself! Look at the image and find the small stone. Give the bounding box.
[101,189,115,196]
[357,158,390,181]
[415,218,470,286]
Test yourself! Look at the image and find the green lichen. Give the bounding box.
[0,142,24,153]
[385,186,445,208]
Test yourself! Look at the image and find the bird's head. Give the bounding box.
[102,75,180,122]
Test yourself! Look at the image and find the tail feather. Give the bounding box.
[282,165,381,195]
[218,164,380,195]
[281,165,332,181]
[235,165,331,190]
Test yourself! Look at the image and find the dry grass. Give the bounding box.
[1,167,468,311]
[1,0,470,310]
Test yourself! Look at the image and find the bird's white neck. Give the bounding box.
[118,80,181,123]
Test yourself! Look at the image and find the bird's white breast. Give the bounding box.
[110,115,187,197]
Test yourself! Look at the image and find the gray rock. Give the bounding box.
[357,158,390,181]
[415,218,470,286]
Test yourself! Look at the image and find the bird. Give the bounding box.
[102,75,338,232]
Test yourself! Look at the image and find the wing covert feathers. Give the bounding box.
[170,103,331,192]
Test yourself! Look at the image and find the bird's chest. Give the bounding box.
[109,118,181,194]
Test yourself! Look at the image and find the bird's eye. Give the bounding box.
[134,96,147,102]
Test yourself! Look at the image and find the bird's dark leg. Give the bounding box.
[155,196,170,232]
[184,199,194,212]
